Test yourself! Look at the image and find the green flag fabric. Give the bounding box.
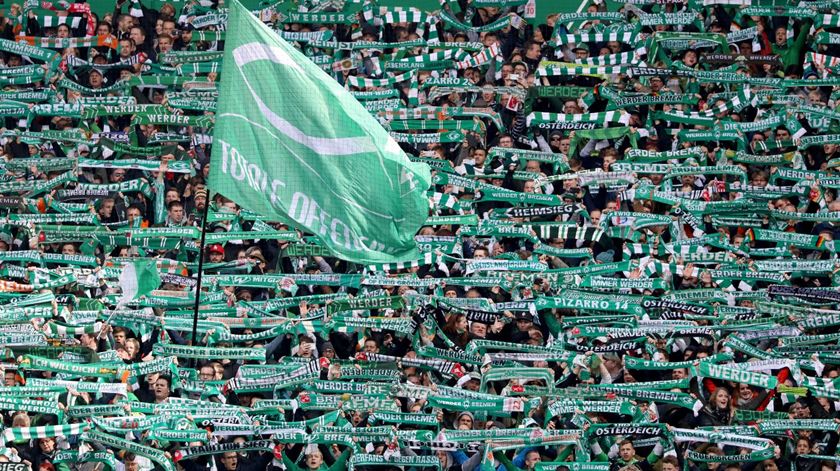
[209,0,432,264]
[117,259,161,306]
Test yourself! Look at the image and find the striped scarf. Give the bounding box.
[366,251,439,272]
[223,359,322,393]
[816,13,840,28]
[532,225,605,243]
[83,429,176,471]
[359,352,464,377]
[45,320,102,336]
[173,440,277,462]
[128,0,144,17]
[553,29,639,46]
[455,43,500,69]
[537,62,627,77]
[439,9,522,33]
[31,14,83,28]
[382,9,427,25]
[577,51,642,66]
[17,34,118,49]
[527,110,630,127]
[1,423,88,444]
[665,87,754,119]
[346,69,415,88]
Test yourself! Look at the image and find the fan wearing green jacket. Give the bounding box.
[593,439,665,471]
[770,18,813,71]
[281,445,351,471]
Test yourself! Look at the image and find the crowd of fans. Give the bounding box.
[2,0,840,471]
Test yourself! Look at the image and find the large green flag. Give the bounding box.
[209,0,431,264]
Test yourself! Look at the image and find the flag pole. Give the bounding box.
[190,193,212,363]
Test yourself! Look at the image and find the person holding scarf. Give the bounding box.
[281,445,350,471]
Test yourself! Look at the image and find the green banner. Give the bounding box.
[209,0,432,264]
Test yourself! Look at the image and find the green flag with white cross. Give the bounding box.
[209,0,431,264]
